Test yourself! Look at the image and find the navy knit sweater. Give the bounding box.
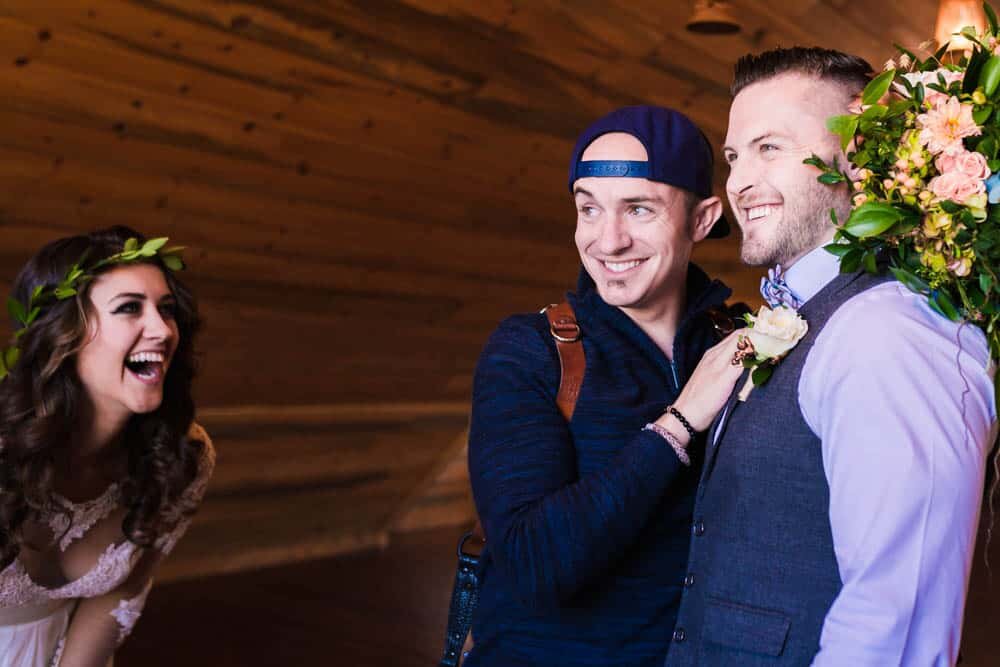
[465,265,733,667]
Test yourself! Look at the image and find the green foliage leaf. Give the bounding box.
[827,114,859,150]
[981,55,1000,97]
[970,284,988,309]
[143,237,169,253]
[975,105,995,124]
[940,200,963,214]
[890,266,931,294]
[3,346,18,371]
[862,69,895,105]
[24,307,40,326]
[894,43,918,63]
[887,99,912,117]
[53,287,76,299]
[930,290,962,321]
[859,104,888,122]
[980,134,998,159]
[962,25,985,45]
[863,251,878,274]
[888,217,918,236]
[818,172,848,185]
[751,364,774,387]
[843,202,903,238]
[987,2,1000,34]
[841,248,863,273]
[803,155,830,170]
[824,242,855,258]
[124,237,139,253]
[966,51,988,94]
[982,272,994,295]
[851,148,872,168]
[162,255,184,271]
[7,298,26,325]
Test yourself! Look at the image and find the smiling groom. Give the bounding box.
[666,47,998,666]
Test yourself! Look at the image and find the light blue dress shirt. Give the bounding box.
[778,246,997,666]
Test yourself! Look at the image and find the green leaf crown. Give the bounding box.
[0,237,185,381]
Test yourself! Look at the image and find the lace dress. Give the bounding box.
[0,424,214,667]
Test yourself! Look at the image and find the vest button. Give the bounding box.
[673,628,686,642]
[693,520,705,536]
[683,574,695,587]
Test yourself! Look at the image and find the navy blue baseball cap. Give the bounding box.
[568,106,730,239]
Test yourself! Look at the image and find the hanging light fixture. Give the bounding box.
[934,0,986,51]
[686,1,741,34]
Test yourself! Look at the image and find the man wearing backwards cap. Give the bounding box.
[464,106,747,667]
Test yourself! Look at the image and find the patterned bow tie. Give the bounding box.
[760,264,804,310]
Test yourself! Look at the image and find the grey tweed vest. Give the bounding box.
[666,269,893,666]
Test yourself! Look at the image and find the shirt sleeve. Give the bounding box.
[467,316,688,609]
[800,282,996,666]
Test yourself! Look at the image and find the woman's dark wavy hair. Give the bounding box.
[0,225,203,567]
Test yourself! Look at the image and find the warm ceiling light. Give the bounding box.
[935,0,986,51]
[686,1,741,34]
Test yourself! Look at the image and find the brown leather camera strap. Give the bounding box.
[443,303,584,666]
[466,301,584,546]
[543,301,585,421]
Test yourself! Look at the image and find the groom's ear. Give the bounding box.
[690,195,723,242]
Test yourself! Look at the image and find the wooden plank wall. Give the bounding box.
[0,1,939,579]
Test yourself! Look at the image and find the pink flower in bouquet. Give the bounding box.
[900,69,963,106]
[927,171,986,203]
[935,150,991,180]
[917,97,982,155]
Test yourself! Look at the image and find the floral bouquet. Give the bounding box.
[808,1,1000,393]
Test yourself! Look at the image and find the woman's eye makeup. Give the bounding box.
[112,301,141,315]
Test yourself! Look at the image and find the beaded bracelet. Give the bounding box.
[667,406,697,440]
[642,423,691,467]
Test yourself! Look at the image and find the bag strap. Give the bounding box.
[439,301,584,667]
[543,302,585,421]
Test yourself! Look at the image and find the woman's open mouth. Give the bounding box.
[124,351,166,385]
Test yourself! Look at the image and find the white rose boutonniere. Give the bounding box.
[734,305,809,401]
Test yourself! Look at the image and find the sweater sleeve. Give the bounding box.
[467,315,688,609]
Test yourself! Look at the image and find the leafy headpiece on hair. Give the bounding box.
[0,237,185,380]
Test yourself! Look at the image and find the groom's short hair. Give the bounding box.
[731,46,872,97]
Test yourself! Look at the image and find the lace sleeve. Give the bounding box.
[154,423,215,555]
[109,578,154,645]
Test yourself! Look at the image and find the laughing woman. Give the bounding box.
[0,226,214,666]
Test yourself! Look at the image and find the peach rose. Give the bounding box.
[935,150,991,180]
[927,171,986,203]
